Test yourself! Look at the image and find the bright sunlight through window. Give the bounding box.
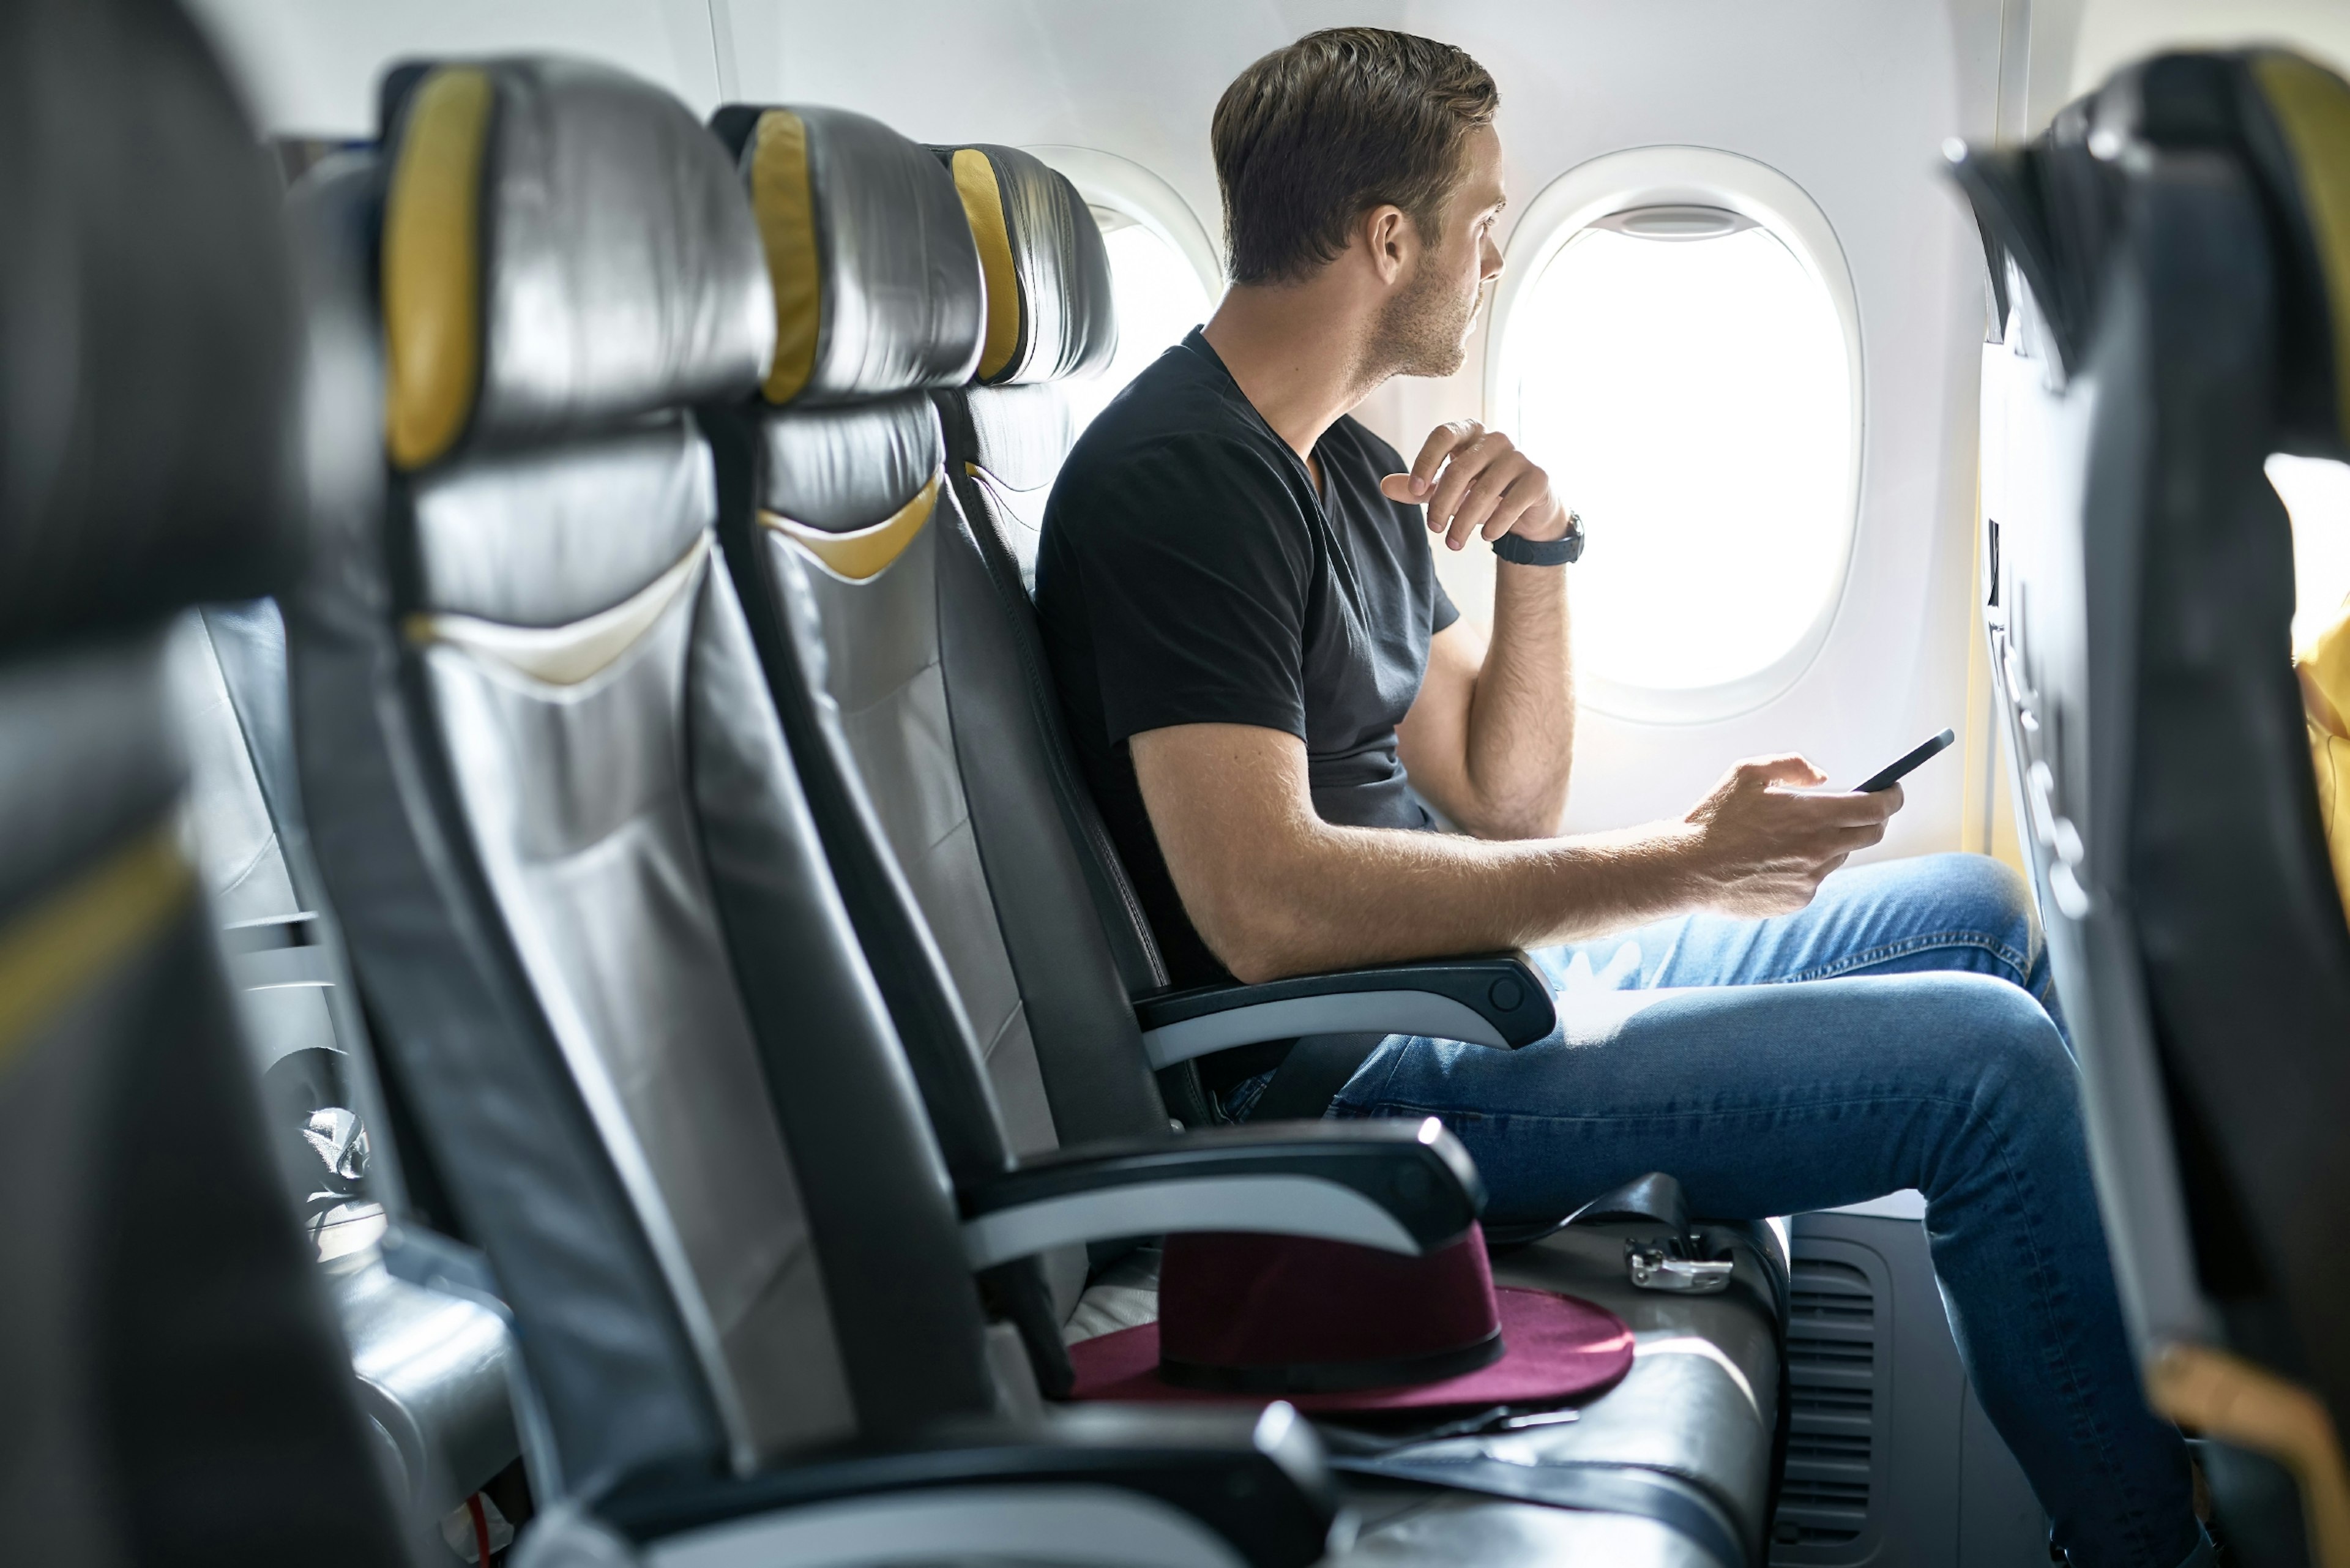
[1509,220,1853,695]
[1065,212,1214,435]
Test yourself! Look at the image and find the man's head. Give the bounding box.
[1212,28,1505,378]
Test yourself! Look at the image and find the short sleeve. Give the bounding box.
[1431,573,1460,636]
[1061,434,1316,745]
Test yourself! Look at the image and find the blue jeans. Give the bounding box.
[1258,854,2198,1568]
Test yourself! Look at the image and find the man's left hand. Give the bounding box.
[1381,420,1570,553]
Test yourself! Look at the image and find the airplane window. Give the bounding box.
[1504,217,1853,698]
[1064,207,1215,435]
[2271,453,2350,648]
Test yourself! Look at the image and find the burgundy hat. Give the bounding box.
[1067,1224,1635,1414]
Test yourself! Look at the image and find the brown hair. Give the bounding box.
[1211,28,1498,286]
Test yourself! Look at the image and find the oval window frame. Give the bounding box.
[1023,144,1226,308]
[1485,146,1866,724]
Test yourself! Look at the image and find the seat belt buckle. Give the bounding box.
[1624,1234,1734,1294]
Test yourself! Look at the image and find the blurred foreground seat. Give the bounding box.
[1954,46,2350,1566]
[0,0,420,1559]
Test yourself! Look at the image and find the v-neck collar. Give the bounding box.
[1183,328,1332,510]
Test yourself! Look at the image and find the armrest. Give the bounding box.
[1132,952,1554,1069]
[588,1405,1337,1568]
[958,1118,1485,1269]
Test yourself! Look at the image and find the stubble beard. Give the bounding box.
[1371,255,1482,381]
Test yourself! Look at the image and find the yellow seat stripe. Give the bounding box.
[0,826,192,1080]
[951,149,1021,383]
[763,471,941,581]
[2254,52,2350,449]
[382,67,493,470]
[753,110,823,405]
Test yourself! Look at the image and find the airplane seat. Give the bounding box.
[1953,47,2350,1556]
[925,142,1195,1100]
[928,140,1118,589]
[288,60,1353,1568]
[708,102,1782,1566]
[293,51,996,1478]
[697,102,1095,1379]
[0,0,417,1559]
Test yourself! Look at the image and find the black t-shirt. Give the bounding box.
[1035,329,1457,988]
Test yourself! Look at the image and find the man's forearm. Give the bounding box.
[1138,724,1900,985]
[1460,558,1573,837]
[1210,810,1704,982]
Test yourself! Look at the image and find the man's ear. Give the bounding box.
[1363,204,1413,286]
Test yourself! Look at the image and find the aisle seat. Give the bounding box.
[709,103,1783,1565]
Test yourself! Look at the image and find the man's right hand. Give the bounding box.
[1677,755,1901,917]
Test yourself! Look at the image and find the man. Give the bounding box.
[1035,28,2206,1568]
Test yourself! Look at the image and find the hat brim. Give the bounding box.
[1066,1287,1635,1414]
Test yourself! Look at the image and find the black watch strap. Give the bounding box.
[1492,512,1584,566]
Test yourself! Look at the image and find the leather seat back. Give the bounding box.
[933,142,1118,583]
[928,144,1217,1121]
[1955,47,2350,1466]
[711,110,1160,1367]
[0,0,411,1559]
[291,60,995,1490]
[711,112,1182,1191]
[707,105,1057,1181]
[703,102,1093,1373]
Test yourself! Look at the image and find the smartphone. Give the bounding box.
[1850,728,1956,793]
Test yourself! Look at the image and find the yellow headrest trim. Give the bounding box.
[951,149,1020,383]
[763,471,940,582]
[752,110,822,405]
[0,826,190,1075]
[2254,53,2350,449]
[383,67,493,470]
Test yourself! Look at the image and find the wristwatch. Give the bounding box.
[1493,510,1584,566]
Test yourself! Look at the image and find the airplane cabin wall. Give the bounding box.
[191,0,2053,861]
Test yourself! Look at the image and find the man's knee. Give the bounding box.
[1915,851,2034,928]
[1945,971,2080,1114]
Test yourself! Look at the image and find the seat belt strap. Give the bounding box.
[1242,1032,1390,1122]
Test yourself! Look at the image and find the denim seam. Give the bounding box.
[1758,930,2035,989]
